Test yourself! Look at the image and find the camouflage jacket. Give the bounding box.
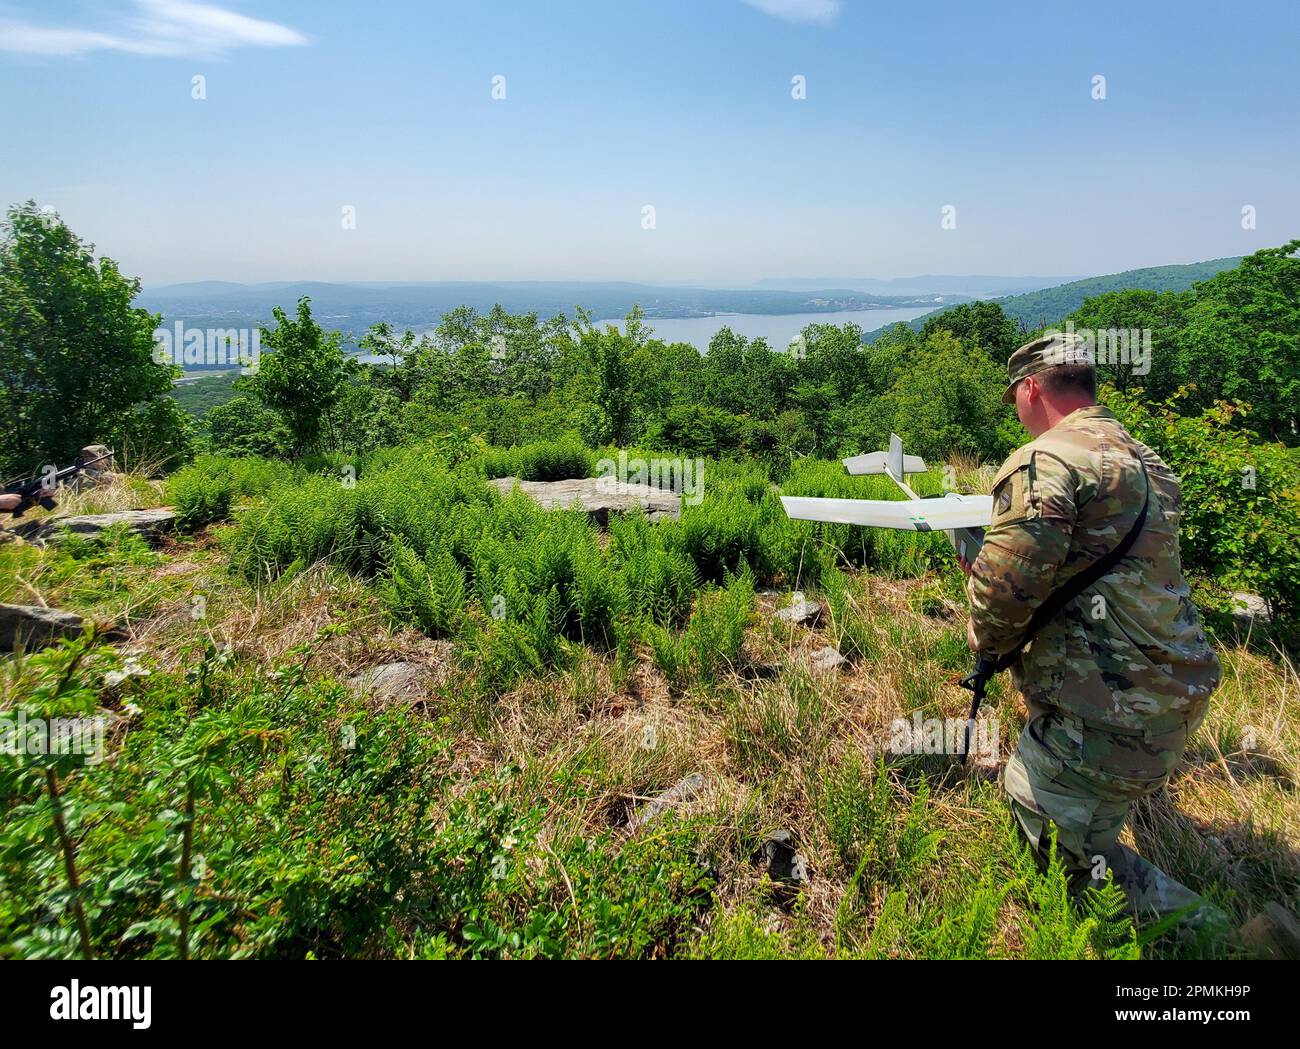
[967,405,1220,734]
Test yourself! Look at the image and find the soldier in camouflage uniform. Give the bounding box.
[966,333,1223,923]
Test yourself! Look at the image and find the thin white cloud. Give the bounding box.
[741,0,842,25]
[0,1,308,57]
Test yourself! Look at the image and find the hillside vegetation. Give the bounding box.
[869,256,1245,341]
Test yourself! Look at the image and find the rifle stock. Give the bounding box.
[3,449,114,518]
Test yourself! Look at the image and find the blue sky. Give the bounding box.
[1,0,1296,284]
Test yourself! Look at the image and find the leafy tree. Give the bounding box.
[800,321,872,401]
[1066,288,1186,398]
[331,360,406,456]
[0,202,175,474]
[868,331,1017,462]
[700,328,792,419]
[248,297,347,457]
[628,338,705,419]
[358,321,407,370]
[573,307,643,445]
[427,305,570,407]
[646,403,746,457]
[921,300,1022,363]
[1173,241,1299,442]
[204,394,293,458]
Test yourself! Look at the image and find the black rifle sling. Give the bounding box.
[958,449,1151,763]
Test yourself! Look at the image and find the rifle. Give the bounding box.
[957,455,1151,764]
[3,449,115,518]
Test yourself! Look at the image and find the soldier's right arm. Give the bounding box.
[967,449,1079,655]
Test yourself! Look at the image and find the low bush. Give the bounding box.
[168,462,234,532]
[480,437,595,482]
[1108,388,1300,620]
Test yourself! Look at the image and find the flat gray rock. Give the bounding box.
[346,661,433,706]
[807,645,847,674]
[490,476,680,523]
[12,508,176,544]
[775,593,822,625]
[0,604,90,651]
[1231,592,1271,623]
[630,773,706,831]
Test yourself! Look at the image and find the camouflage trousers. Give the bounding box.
[1002,703,1219,924]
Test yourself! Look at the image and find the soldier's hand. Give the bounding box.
[958,556,973,578]
[966,617,980,652]
[0,493,21,513]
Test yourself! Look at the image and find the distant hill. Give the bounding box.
[754,274,1081,297]
[864,256,1244,341]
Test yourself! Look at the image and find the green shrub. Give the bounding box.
[0,637,454,959]
[225,455,297,497]
[225,475,366,580]
[645,404,746,458]
[168,461,234,532]
[1107,388,1300,619]
[422,774,714,958]
[168,454,301,533]
[203,394,292,459]
[650,568,754,689]
[609,513,698,627]
[379,539,467,638]
[480,437,595,482]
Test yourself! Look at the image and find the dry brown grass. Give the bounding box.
[946,451,999,495]
[12,469,168,522]
[1135,643,1300,923]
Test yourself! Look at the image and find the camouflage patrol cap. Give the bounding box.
[1002,331,1095,404]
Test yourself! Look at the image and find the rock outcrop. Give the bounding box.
[489,477,680,523]
[0,604,100,651]
[807,645,847,674]
[346,661,436,707]
[774,593,822,626]
[11,508,176,544]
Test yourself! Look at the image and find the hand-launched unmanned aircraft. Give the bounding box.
[779,434,991,562]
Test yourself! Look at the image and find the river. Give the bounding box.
[352,306,939,363]
[591,306,937,350]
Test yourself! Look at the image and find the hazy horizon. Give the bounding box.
[141,273,1085,292]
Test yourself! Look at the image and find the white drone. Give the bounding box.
[780,434,992,562]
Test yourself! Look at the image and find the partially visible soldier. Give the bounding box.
[965,332,1224,927]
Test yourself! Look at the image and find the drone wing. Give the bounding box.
[779,493,993,532]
